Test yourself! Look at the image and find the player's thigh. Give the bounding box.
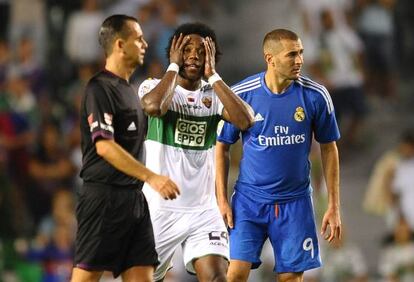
[230,192,268,268]
[150,209,189,280]
[121,265,154,282]
[182,208,229,274]
[71,267,103,282]
[269,196,321,273]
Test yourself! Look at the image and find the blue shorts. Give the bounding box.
[230,191,321,273]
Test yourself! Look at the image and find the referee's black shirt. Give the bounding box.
[79,70,147,187]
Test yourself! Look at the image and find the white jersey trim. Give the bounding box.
[234,84,261,95]
[297,76,334,114]
[231,77,260,92]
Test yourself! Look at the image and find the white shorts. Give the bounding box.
[149,207,229,280]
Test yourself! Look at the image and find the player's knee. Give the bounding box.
[198,271,226,282]
[277,272,304,282]
[227,270,249,282]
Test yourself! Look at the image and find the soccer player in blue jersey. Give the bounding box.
[216,29,342,282]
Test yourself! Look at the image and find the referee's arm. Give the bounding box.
[96,139,180,199]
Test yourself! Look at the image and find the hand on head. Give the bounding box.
[169,33,190,67]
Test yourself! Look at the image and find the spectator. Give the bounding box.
[319,228,368,282]
[8,0,47,65]
[391,128,414,230]
[64,0,104,65]
[27,121,76,224]
[356,0,396,99]
[364,128,414,229]
[378,215,414,282]
[312,8,366,148]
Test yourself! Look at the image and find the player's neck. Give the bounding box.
[177,75,201,91]
[105,56,134,82]
[264,71,293,94]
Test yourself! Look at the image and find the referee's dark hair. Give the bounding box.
[99,14,139,56]
[165,22,222,63]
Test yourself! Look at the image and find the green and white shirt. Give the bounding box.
[138,78,224,212]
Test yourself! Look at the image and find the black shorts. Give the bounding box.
[330,86,366,121]
[74,182,159,278]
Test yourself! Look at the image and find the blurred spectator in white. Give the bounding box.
[356,0,396,99]
[298,0,351,37]
[318,229,369,282]
[391,128,414,230]
[105,0,150,16]
[64,0,104,65]
[311,8,366,148]
[378,215,414,282]
[364,128,414,230]
[9,0,46,65]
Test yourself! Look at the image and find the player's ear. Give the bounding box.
[114,38,125,53]
[264,53,273,66]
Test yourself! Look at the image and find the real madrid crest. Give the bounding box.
[294,106,305,122]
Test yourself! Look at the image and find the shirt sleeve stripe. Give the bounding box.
[231,77,261,92]
[297,77,334,113]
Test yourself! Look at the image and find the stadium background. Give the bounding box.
[0,0,413,281]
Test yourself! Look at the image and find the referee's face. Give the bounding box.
[123,21,148,67]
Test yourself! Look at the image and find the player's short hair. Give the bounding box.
[263,29,299,53]
[98,14,139,56]
[165,22,222,63]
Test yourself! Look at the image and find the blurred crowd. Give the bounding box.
[0,0,413,281]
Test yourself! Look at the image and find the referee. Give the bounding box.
[71,15,180,282]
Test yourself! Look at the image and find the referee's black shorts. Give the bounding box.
[73,182,159,278]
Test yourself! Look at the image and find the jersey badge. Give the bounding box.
[202,96,212,108]
[294,107,305,122]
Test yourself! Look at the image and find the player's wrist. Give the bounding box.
[208,72,222,85]
[216,194,228,204]
[166,63,179,73]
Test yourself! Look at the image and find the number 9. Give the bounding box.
[303,238,314,259]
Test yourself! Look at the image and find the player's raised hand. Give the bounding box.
[218,200,234,229]
[169,33,189,67]
[204,37,216,78]
[146,174,180,200]
[320,207,342,242]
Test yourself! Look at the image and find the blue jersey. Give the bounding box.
[217,72,340,204]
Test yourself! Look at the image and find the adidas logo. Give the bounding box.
[127,122,137,131]
[254,113,264,121]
